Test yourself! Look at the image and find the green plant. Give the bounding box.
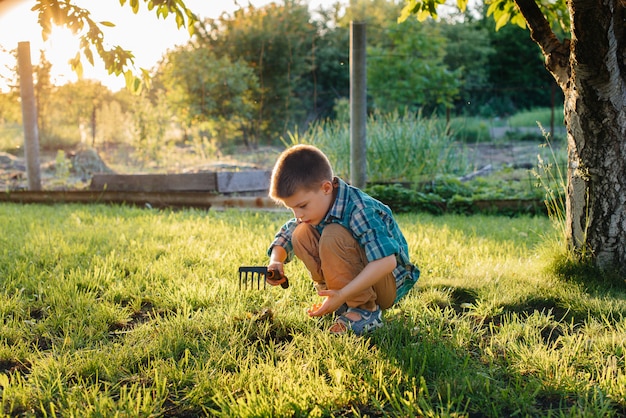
[287,110,469,184]
[531,126,567,233]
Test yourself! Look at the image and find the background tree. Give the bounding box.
[439,15,495,116]
[157,47,260,147]
[484,23,560,115]
[0,90,21,125]
[34,50,53,143]
[402,0,626,280]
[368,15,461,115]
[195,0,320,140]
[305,4,351,119]
[46,79,111,148]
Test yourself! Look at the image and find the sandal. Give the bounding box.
[334,303,348,316]
[330,306,383,335]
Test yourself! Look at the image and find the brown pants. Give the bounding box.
[292,223,396,311]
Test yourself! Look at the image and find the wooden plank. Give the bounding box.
[90,173,217,192]
[216,170,271,193]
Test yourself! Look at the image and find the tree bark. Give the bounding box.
[567,0,626,274]
[519,0,626,277]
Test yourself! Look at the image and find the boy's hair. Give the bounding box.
[269,144,334,200]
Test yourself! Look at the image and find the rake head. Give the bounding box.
[238,266,289,290]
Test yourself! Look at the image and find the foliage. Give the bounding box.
[367,12,462,114]
[158,48,260,146]
[531,130,567,235]
[365,174,547,216]
[440,17,495,116]
[0,204,624,416]
[288,109,467,183]
[41,80,113,149]
[34,50,53,142]
[31,0,196,91]
[483,24,561,115]
[126,91,174,167]
[485,0,570,31]
[197,1,320,141]
[0,92,20,126]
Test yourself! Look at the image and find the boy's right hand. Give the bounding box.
[266,265,289,288]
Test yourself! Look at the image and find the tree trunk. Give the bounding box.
[565,0,626,275]
[518,0,626,278]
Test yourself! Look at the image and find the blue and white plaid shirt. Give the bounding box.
[269,177,419,302]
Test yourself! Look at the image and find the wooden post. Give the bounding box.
[350,21,367,188]
[17,41,42,191]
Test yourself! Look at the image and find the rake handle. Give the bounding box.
[267,269,289,289]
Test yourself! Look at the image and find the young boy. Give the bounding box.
[266,144,419,335]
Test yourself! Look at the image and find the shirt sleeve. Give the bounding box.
[350,206,400,262]
[267,218,299,263]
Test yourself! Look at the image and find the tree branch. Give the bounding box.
[514,0,570,88]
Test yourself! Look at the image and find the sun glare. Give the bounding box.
[42,26,83,86]
[1,0,341,92]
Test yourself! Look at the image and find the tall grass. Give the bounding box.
[0,203,624,416]
[286,110,470,183]
[532,125,568,235]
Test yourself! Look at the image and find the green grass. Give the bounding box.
[0,203,624,416]
[448,107,566,143]
[508,107,565,128]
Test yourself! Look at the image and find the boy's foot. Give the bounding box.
[329,306,382,335]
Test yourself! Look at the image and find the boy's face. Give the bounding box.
[281,180,335,226]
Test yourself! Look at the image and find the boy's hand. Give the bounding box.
[266,267,289,288]
[307,290,345,317]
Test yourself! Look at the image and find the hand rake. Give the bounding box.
[238,266,289,290]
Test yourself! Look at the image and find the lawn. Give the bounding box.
[0,203,624,417]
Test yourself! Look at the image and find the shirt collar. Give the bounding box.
[323,177,348,223]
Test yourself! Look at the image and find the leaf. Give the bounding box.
[510,13,527,29]
[69,53,83,79]
[398,0,419,23]
[99,21,116,27]
[456,0,468,11]
[124,71,143,94]
[417,9,434,21]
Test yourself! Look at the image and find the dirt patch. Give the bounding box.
[0,147,113,191]
[465,140,556,170]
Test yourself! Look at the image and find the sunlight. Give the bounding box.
[42,25,82,86]
[0,0,342,92]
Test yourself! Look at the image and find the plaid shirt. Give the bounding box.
[269,177,419,302]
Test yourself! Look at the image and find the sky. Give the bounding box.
[0,0,343,92]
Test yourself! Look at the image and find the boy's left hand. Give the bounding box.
[307,290,345,317]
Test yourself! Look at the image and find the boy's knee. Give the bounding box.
[319,224,363,261]
[319,224,354,248]
[292,223,319,246]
